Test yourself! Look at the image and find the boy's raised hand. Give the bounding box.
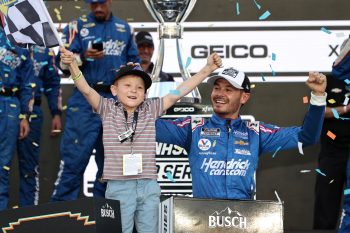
[306,72,327,96]
[60,47,75,66]
[207,53,222,72]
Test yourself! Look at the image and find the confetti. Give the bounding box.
[303,96,309,104]
[166,171,176,182]
[326,130,336,140]
[271,53,276,61]
[298,141,304,155]
[250,84,256,89]
[345,189,350,195]
[236,2,240,15]
[253,0,261,9]
[86,58,94,62]
[97,81,104,85]
[3,166,10,171]
[62,105,68,110]
[274,190,282,203]
[272,146,281,158]
[10,104,17,108]
[331,108,340,119]
[269,64,275,76]
[32,142,39,147]
[343,96,349,106]
[320,27,331,34]
[315,168,326,176]
[345,79,350,85]
[328,99,336,104]
[259,10,271,20]
[261,73,265,81]
[329,179,334,184]
[169,89,181,96]
[300,170,311,173]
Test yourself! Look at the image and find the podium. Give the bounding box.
[0,198,121,233]
[159,196,283,233]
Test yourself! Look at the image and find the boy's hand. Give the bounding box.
[306,72,327,96]
[207,53,222,72]
[60,47,76,66]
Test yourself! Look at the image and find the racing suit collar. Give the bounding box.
[211,113,242,127]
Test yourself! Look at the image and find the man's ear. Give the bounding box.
[241,92,250,105]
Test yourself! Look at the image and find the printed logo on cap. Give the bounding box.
[222,68,239,79]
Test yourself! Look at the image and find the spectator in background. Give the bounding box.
[135,31,174,82]
[313,72,350,230]
[0,26,35,210]
[16,46,62,207]
[51,0,140,202]
[330,37,350,233]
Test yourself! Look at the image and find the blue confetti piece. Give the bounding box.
[259,10,271,20]
[41,61,48,66]
[169,89,181,96]
[315,168,326,176]
[236,2,240,15]
[345,79,350,85]
[3,68,11,72]
[269,64,276,76]
[86,58,94,62]
[40,88,45,92]
[94,38,102,43]
[271,53,276,61]
[253,0,261,9]
[261,73,266,81]
[345,189,350,195]
[331,108,340,119]
[46,88,53,92]
[185,57,191,68]
[272,146,281,158]
[49,67,54,71]
[166,171,176,183]
[321,27,331,34]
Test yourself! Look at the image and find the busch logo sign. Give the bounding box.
[209,207,247,229]
[101,203,115,219]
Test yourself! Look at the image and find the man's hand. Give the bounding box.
[84,47,104,60]
[306,72,327,96]
[50,115,62,137]
[18,118,30,139]
[206,53,222,72]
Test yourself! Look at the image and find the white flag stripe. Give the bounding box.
[10,31,35,44]
[7,5,30,29]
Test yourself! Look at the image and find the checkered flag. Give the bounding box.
[0,0,61,48]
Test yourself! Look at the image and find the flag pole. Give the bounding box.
[38,0,63,47]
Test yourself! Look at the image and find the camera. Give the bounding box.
[92,42,103,51]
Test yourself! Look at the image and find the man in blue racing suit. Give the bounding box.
[156,67,327,200]
[0,27,35,210]
[331,37,350,233]
[51,0,140,201]
[17,45,61,207]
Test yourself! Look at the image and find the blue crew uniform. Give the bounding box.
[17,46,61,207]
[156,103,325,199]
[331,39,350,233]
[0,29,35,210]
[51,12,139,201]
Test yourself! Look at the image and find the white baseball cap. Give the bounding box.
[207,67,250,93]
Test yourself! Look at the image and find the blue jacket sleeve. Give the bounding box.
[42,49,62,116]
[156,117,193,152]
[260,104,325,154]
[17,49,35,115]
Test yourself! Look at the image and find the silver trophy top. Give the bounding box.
[143,0,197,23]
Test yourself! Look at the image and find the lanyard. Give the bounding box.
[123,110,139,154]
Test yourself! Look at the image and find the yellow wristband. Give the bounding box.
[71,71,82,82]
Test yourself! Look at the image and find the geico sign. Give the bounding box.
[191,45,268,58]
[173,107,195,112]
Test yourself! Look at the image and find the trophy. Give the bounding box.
[143,0,201,103]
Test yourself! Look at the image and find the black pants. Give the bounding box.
[313,143,349,229]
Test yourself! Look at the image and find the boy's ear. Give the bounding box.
[110,84,118,96]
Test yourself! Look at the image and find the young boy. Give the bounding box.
[60,47,221,232]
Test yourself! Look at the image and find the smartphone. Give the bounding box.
[92,42,103,51]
